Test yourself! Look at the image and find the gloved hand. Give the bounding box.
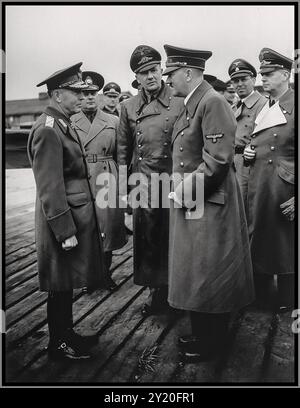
[62,235,78,250]
[280,196,295,221]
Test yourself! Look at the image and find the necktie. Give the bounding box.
[269,99,275,108]
[236,100,243,109]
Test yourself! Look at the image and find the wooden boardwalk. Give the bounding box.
[4,169,296,385]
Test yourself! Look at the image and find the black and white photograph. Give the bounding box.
[1,1,298,391]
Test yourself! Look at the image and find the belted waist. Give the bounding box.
[86,154,113,163]
[235,145,245,154]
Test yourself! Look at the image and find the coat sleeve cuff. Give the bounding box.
[47,208,77,243]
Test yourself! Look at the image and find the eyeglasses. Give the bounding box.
[82,91,98,97]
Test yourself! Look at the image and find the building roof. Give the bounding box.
[6,97,49,116]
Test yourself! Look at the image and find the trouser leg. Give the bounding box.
[104,251,113,274]
[47,290,73,346]
[190,311,231,351]
[254,273,275,308]
[145,286,168,309]
[277,274,295,310]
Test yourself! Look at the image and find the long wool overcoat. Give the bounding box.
[246,88,295,276]
[168,80,255,313]
[27,106,105,291]
[117,82,183,287]
[72,109,127,252]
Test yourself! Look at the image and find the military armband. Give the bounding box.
[205,133,224,143]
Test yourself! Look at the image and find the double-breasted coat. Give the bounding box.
[27,106,105,292]
[168,80,255,313]
[72,109,127,252]
[245,88,294,276]
[233,91,267,204]
[117,82,183,287]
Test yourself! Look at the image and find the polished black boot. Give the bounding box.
[103,251,117,290]
[179,312,230,361]
[47,291,91,360]
[277,274,295,312]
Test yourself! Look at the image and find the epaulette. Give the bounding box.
[45,115,54,128]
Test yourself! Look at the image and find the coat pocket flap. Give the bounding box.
[278,162,294,185]
[206,190,225,205]
[67,192,90,207]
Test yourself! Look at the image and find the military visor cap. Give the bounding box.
[36,62,88,91]
[212,78,227,92]
[132,79,140,89]
[130,45,161,73]
[103,82,121,96]
[259,48,293,74]
[229,58,257,79]
[82,71,104,91]
[204,74,217,85]
[163,44,212,75]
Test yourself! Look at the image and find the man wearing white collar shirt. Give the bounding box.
[242,48,295,312]
[228,58,267,205]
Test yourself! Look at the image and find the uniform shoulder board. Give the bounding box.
[45,115,54,128]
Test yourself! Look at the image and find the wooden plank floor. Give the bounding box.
[4,169,296,384]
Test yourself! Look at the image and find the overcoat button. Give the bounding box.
[273,133,277,137]
[268,159,273,164]
[180,162,184,167]
[181,131,184,136]
[164,155,168,159]
[163,142,168,146]
[179,147,183,152]
[270,146,275,151]
[138,157,142,161]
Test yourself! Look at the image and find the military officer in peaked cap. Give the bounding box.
[163,44,254,361]
[117,45,183,316]
[242,48,295,311]
[72,71,127,290]
[102,82,121,117]
[228,58,267,206]
[27,63,106,360]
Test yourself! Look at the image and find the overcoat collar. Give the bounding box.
[234,91,266,118]
[171,80,212,144]
[45,106,80,144]
[253,88,294,134]
[185,80,212,118]
[72,109,108,146]
[135,81,171,119]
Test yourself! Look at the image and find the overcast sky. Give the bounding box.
[5,4,295,100]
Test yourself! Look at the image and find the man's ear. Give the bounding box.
[53,89,62,103]
[186,68,192,82]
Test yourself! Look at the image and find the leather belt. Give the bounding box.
[235,145,245,154]
[86,154,113,163]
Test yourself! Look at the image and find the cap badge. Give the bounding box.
[262,60,271,65]
[139,56,152,65]
[235,67,240,71]
[86,76,93,85]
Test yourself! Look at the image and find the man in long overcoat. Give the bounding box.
[242,48,295,311]
[228,58,267,206]
[117,45,183,316]
[27,63,105,360]
[163,44,254,361]
[72,71,127,289]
